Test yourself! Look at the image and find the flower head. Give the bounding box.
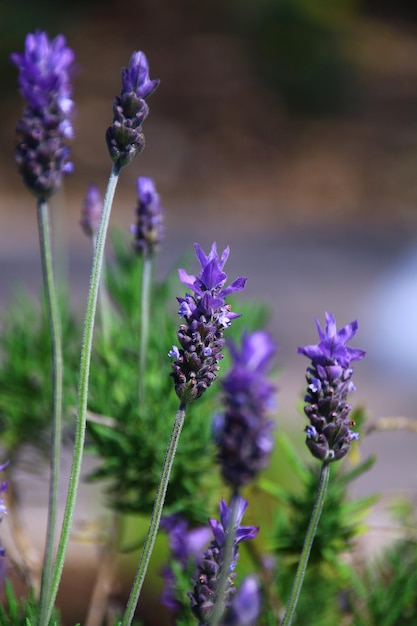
[298,312,365,462]
[80,184,102,238]
[169,243,246,403]
[130,176,164,256]
[11,30,75,197]
[188,497,259,624]
[106,51,159,167]
[213,331,276,489]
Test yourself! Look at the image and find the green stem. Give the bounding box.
[43,164,121,625]
[37,199,64,626]
[210,494,239,626]
[281,462,330,626]
[93,233,111,345]
[138,255,152,404]
[121,402,187,626]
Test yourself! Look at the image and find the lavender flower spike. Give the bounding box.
[298,312,365,462]
[131,176,164,256]
[169,243,246,403]
[80,184,103,238]
[188,497,259,624]
[11,31,75,198]
[213,330,277,490]
[106,51,159,167]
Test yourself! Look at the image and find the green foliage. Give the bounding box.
[0,292,79,455]
[266,434,377,625]
[0,580,60,625]
[351,529,417,625]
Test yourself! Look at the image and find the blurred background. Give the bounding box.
[1,0,417,622]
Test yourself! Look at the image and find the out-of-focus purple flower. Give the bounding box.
[169,243,246,403]
[298,312,365,462]
[0,461,8,587]
[188,496,259,625]
[130,176,164,256]
[213,330,276,489]
[11,31,75,198]
[0,461,9,519]
[106,51,159,167]
[80,184,102,238]
[160,515,211,614]
[223,575,261,626]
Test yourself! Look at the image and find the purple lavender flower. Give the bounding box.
[80,184,102,238]
[0,461,8,586]
[188,497,259,625]
[130,176,164,256]
[11,31,75,198]
[213,330,276,490]
[298,312,365,462]
[223,575,261,626]
[169,243,246,403]
[106,51,159,167]
[160,515,212,614]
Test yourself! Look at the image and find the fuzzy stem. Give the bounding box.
[121,402,187,626]
[37,198,64,626]
[138,254,152,404]
[210,494,239,626]
[43,164,121,625]
[281,462,330,626]
[93,233,111,344]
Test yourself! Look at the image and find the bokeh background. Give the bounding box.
[1,0,417,622]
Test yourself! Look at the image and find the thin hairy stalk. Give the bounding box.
[281,462,331,626]
[210,494,239,626]
[138,255,152,403]
[37,198,64,626]
[93,233,111,344]
[43,163,121,625]
[121,402,187,626]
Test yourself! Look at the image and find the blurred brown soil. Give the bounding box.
[2,15,417,241]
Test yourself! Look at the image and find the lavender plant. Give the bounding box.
[2,24,415,626]
[282,312,365,625]
[11,31,76,622]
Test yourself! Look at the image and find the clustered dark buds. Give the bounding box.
[188,497,259,625]
[106,51,159,168]
[11,31,75,198]
[298,312,365,463]
[213,331,276,490]
[169,243,246,403]
[80,184,103,238]
[131,176,164,256]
